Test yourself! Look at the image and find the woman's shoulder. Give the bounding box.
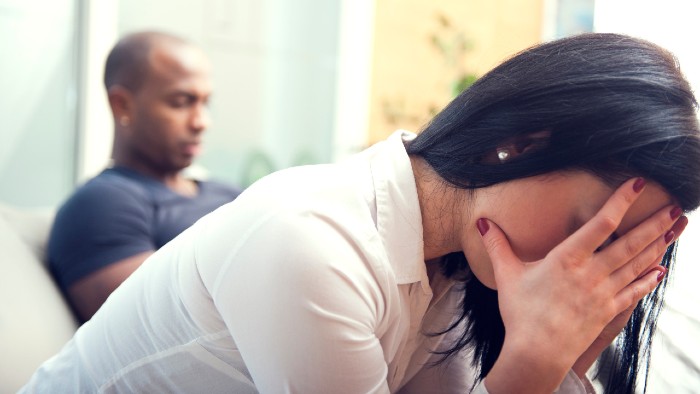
[234,162,372,217]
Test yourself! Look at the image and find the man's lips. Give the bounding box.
[182,142,202,156]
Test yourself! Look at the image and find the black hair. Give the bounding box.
[406,33,700,394]
[103,31,188,92]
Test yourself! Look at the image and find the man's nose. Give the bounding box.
[190,104,210,133]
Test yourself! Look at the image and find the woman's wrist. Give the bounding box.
[484,336,572,394]
[572,338,607,378]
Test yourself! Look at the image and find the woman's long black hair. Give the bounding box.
[405,33,700,393]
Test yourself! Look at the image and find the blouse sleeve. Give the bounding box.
[397,350,475,393]
[203,210,392,394]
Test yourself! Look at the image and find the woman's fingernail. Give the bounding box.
[656,266,667,282]
[665,230,675,244]
[633,178,646,193]
[670,206,683,220]
[477,218,490,236]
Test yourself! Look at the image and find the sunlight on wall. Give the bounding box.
[368,0,544,143]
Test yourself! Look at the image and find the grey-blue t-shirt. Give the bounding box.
[48,166,242,290]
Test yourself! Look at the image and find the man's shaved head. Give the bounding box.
[105,30,212,178]
[103,31,190,92]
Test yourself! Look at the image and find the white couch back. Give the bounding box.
[0,203,78,392]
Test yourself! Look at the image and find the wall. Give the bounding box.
[367,0,544,144]
[0,0,80,207]
[0,0,119,206]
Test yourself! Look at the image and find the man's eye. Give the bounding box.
[596,233,619,252]
[170,96,194,108]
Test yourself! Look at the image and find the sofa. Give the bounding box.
[0,203,78,392]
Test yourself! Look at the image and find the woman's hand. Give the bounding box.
[572,215,686,377]
[477,178,685,394]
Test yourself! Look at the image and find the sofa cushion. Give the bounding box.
[0,205,77,392]
[0,203,54,266]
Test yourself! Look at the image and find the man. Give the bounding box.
[48,31,241,322]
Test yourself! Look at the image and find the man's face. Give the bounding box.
[128,43,212,174]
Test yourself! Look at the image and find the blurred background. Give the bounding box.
[1,0,698,392]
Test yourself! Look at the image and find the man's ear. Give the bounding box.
[107,85,133,122]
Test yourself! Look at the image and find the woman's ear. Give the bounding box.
[492,130,551,163]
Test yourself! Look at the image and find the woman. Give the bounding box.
[24,33,700,393]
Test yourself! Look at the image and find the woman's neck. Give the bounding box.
[409,156,466,261]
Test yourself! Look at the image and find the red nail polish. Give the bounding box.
[633,178,646,193]
[664,230,675,244]
[477,218,490,236]
[657,267,667,282]
[670,206,682,220]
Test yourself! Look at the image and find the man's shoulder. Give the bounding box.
[48,169,159,291]
[75,169,151,201]
[57,169,153,217]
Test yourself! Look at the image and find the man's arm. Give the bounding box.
[67,250,153,322]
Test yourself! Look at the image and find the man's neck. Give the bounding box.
[113,161,198,197]
[163,175,198,197]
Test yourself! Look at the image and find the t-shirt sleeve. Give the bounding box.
[199,209,391,394]
[48,180,156,289]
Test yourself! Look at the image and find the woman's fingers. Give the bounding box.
[613,265,666,316]
[609,215,687,288]
[611,222,680,317]
[600,205,683,272]
[559,178,645,257]
[477,218,523,283]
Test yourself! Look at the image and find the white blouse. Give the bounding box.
[22,131,591,393]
